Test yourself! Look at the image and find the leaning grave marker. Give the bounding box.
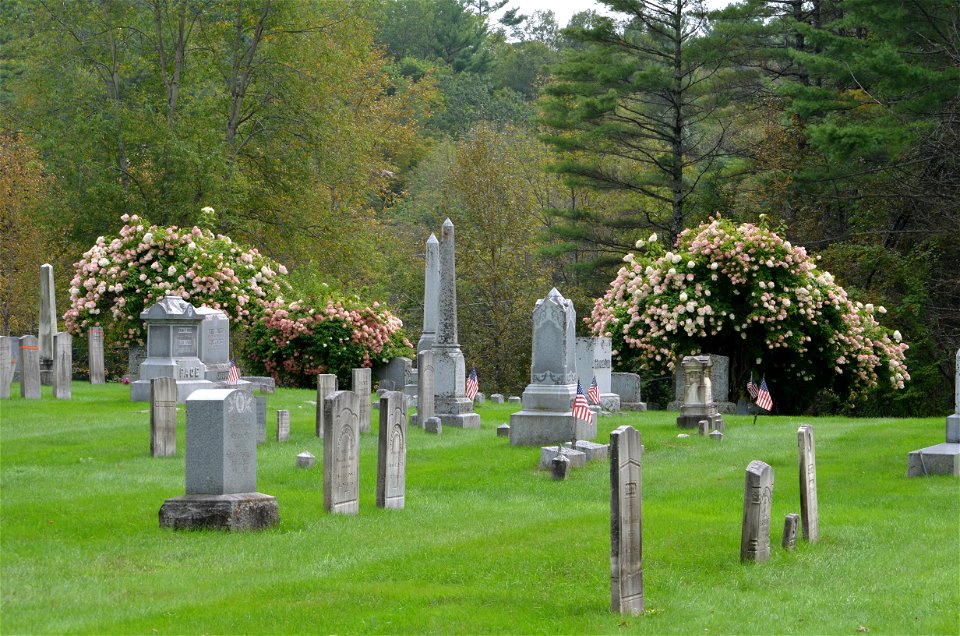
[797,424,819,542]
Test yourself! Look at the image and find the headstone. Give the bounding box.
[782,513,799,550]
[671,354,734,413]
[276,410,290,442]
[52,332,72,400]
[576,336,620,411]
[539,446,586,470]
[510,288,595,446]
[475,392,486,404]
[610,425,643,615]
[323,390,360,514]
[375,357,411,395]
[0,337,15,398]
[797,424,819,543]
[255,395,267,444]
[159,388,279,531]
[491,394,505,404]
[376,391,407,510]
[130,297,214,402]
[150,377,177,457]
[496,424,510,437]
[196,307,230,382]
[240,376,275,394]
[7,335,22,382]
[573,439,609,462]
[315,374,338,437]
[507,396,521,405]
[709,430,724,443]
[698,420,710,436]
[415,349,434,427]
[676,355,724,431]
[611,372,646,411]
[39,263,57,385]
[740,460,774,562]
[87,327,105,384]
[431,219,480,429]
[424,416,442,434]
[551,454,570,480]
[417,233,440,353]
[127,344,148,381]
[352,368,372,434]
[296,451,315,469]
[19,335,40,399]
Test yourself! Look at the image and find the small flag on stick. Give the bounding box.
[755,377,773,412]
[228,359,241,384]
[588,376,601,406]
[465,367,479,401]
[746,373,759,400]
[572,380,593,424]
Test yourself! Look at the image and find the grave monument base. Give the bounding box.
[621,402,648,412]
[677,412,724,431]
[907,443,960,477]
[40,361,53,386]
[131,378,215,403]
[159,492,279,531]
[600,393,621,412]
[509,411,597,446]
[669,400,736,414]
[436,397,480,429]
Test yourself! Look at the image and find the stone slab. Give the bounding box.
[416,350,435,428]
[52,332,72,400]
[353,367,372,434]
[740,460,774,562]
[782,513,799,550]
[947,413,959,444]
[255,395,267,444]
[185,389,257,495]
[241,376,276,394]
[496,424,510,437]
[573,440,609,462]
[323,390,360,514]
[19,335,40,399]
[376,391,407,510]
[315,374,338,438]
[907,443,960,477]
[540,446,586,470]
[611,372,643,404]
[159,492,278,531]
[277,410,290,442]
[0,337,15,399]
[510,411,596,446]
[551,454,570,480]
[610,425,643,615]
[87,327,105,384]
[296,451,315,469]
[507,396,521,405]
[150,377,177,457]
[490,394,505,404]
[797,424,819,543]
[424,416,442,434]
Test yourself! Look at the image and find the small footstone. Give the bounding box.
[551,454,570,480]
[574,440,609,461]
[540,446,586,470]
[424,416,442,434]
[497,424,510,437]
[782,513,799,550]
[709,430,724,442]
[490,394,505,404]
[296,451,316,469]
[677,433,690,439]
[698,420,710,435]
[507,396,521,405]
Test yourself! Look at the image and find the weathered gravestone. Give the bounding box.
[576,337,620,411]
[352,368,372,434]
[127,345,148,382]
[417,233,440,354]
[676,355,724,431]
[710,430,724,443]
[87,327,105,384]
[376,391,407,510]
[611,372,646,411]
[432,220,480,429]
[130,297,214,402]
[424,416,442,435]
[797,424,819,543]
[7,335,22,382]
[19,335,40,399]
[39,264,57,385]
[315,374,338,438]
[496,424,510,437]
[610,425,643,615]
[490,393,504,404]
[150,377,177,457]
[296,451,316,469]
[0,337,15,399]
[551,454,570,480]
[510,288,596,446]
[671,354,734,413]
[241,376,275,394]
[277,410,290,442]
[375,357,411,396]
[539,446,585,470]
[196,307,231,382]
[159,389,279,530]
[255,395,267,444]
[52,332,72,400]
[323,390,360,514]
[782,513,799,550]
[740,460,774,562]
[507,396,521,405]
[907,348,960,477]
[415,349,434,428]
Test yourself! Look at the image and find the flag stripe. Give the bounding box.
[587,376,600,406]
[572,380,593,423]
[755,378,773,412]
[465,367,479,401]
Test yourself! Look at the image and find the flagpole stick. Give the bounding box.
[752,412,758,426]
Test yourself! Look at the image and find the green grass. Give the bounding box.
[1,382,958,634]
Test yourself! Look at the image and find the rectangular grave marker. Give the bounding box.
[255,395,267,444]
[376,391,407,510]
[782,513,799,550]
[323,390,360,514]
[19,335,40,399]
[315,374,338,438]
[353,368,372,434]
[151,377,177,457]
[610,425,643,615]
[0,337,15,399]
[52,332,72,400]
[797,424,819,543]
[416,349,435,427]
[276,410,290,442]
[88,327,105,384]
[185,389,257,495]
[740,460,774,562]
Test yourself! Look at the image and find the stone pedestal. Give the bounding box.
[670,354,734,413]
[159,493,279,531]
[676,355,724,431]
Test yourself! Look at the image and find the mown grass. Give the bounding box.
[1,382,957,634]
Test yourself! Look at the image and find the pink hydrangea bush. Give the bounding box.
[242,298,413,388]
[589,217,909,411]
[64,214,289,344]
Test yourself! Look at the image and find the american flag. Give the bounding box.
[571,380,593,424]
[746,373,759,400]
[465,367,479,401]
[227,359,241,384]
[755,377,773,412]
[588,376,601,406]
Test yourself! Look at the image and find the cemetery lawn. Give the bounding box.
[1,383,958,635]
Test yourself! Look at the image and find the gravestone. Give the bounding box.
[315,374,338,438]
[150,377,177,457]
[424,416,442,434]
[52,332,72,400]
[323,390,360,514]
[610,425,643,615]
[255,395,267,444]
[740,460,774,562]
[797,424,819,542]
[475,392,485,404]
[19,335,40,399]
[375,357,411,396]
[670,354,734,413]
[130,296,213,402]
[87,327,105,384]
[497,424,510,437]
[376,391,407,510]
[277,410,290,442]
[611,372,646,411]
[709,430,724,443]
[352,367,372,434]
[507,396,521,405]
[907,348,960,477]
[196,307,230,382]
[782,513,799,550]
[415,349,434,428]
[510,288,594,446]
[0,337,15,399]
[676,355,724,431]
[575,336,620,411]
[241,376,275,394]
[159,389,279,531]
[417,233,440,353]
[573,440,609,462]
[296,451,316,469]
[39,264,57,385]
[7,335,22,382]
[432,220,480,428]
[127,344,148,381]
[491,394,504,404]
[551,454,570,480]
[539,446,586,470]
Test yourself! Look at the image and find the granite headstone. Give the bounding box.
[740,460,774,562]
[323,390,360,514]
[376,391,407,510]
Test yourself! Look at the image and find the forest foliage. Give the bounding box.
[1,0,957,414]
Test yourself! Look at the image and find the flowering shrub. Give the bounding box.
[589,217,910,411]
[64,214,289,344]
[242,298,414,388]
